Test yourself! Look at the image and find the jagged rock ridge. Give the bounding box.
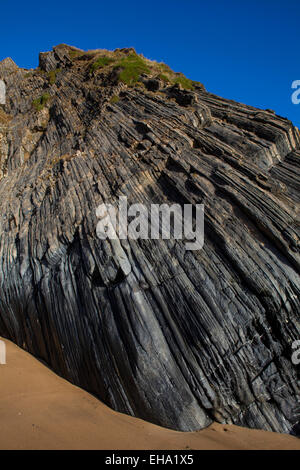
[0,44,299,433]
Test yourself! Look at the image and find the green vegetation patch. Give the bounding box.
[173,74,195,90]
[32,93,51,111]
[159,73,170,83]
[158,63,172,73]
[110,95,120,104]
[48,68,61,85]
[90,56,116,73]
[115,53,150,85]
[69,49,82,60]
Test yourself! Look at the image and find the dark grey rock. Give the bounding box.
[0,46,299,433]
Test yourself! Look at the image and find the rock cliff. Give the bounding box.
[0,44,299,433]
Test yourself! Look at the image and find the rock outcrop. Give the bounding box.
[0,44,299,433]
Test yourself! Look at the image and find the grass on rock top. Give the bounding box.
[68,49,83,60]
[114,54,150,85]
[173,74,195,90]
[89,56,115,73]
[87,49,197,90]
[89,52,150,85]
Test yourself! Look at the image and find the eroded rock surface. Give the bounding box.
[0,45,299,433]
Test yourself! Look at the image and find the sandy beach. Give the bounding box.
[0,336,299,450]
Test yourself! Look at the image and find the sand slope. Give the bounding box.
[0,337,299,450]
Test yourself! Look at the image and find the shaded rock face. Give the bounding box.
[0,45,299,433]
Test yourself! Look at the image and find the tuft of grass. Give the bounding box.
[32,93,50,111]
[110,95,120,104]
[90,56,116,73]
[159,73,170,83]
[48,68,61,85]
[69,49,82,60]
[173,74,194,90]
[158,63,172,73]
[114,53,150,85]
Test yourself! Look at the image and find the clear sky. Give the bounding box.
[1,0,299,126]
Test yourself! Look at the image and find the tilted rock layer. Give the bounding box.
[0,44,299,433]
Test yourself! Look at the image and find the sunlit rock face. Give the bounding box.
[0,44,299,433]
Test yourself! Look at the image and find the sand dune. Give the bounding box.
[0,337,299,450]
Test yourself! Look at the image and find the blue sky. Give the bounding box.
[1,0,299,126]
